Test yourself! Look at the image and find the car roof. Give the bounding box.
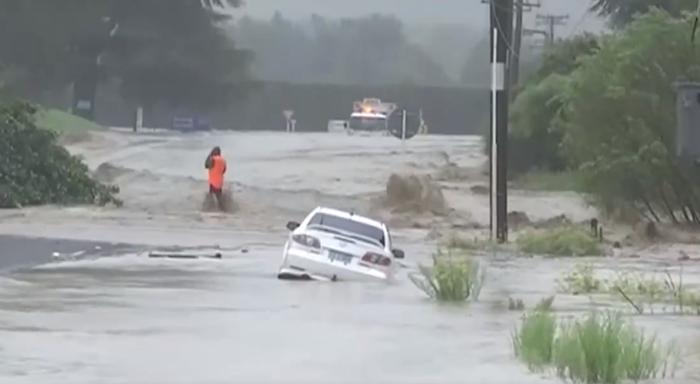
[312,207,386,229]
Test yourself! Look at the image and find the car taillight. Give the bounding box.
[292,234,321,249]
[362,252,391,267]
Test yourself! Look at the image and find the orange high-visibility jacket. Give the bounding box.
[208,155,227,188]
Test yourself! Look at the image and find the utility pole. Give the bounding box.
[536,14,569,45]
[489,0,512,243]
[511,0,541,89]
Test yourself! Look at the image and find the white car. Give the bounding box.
[277,207,405,282]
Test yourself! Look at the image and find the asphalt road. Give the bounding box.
[0,235,136,272]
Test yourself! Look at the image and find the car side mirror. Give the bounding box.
[286,221,300,231]
[392,249,405,259]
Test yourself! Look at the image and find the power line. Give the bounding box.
[480,0,539,61]
[511,0,541,87]
[536,13,569,45]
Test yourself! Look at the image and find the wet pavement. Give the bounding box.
[0,236,134,272]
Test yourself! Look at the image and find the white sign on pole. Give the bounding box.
[401,110,407,144]
[135,106,143,132]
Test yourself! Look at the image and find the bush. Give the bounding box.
[558,263,604,295]
[513,309,557,371]
[503,34,599,176]
[557,264,700,315]
[409,249,484,302]
[553,312,672,384]
[508,74,569,175]
[518,227,602,257]
[0,101,121,208]
[556,11,700,224]
[514,311,676,384]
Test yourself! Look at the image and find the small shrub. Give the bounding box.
[558,263,604,295]
[609,272,664,298]
[509,297,525,311]
[513,310,557,371]
[610,267,700,316]
[535,296,555,311]
[553,312,672,384]
[409,249,484,302]
[518,227,602,257]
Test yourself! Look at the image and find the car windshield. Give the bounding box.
[307,213,385,247]
[348,116,386,131]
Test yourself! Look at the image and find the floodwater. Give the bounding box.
[0,130,699,383]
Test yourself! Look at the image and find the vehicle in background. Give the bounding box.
[278,206,405,282]
[347,98,397,134]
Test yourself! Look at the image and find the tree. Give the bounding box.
[105,0,252,111]
[507,34,599,174]
[509,74,569,174]
[530,33,599,83]
[234,13,450,86]
[0,0,252,113]
[557,9,700,223]
[0,1,111,99]
[590,0,697,28]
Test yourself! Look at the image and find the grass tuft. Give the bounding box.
[409,249,484,303]
[558,263,700,315]
[558,263,604,295]
[518,227,602,257]
[553,312,672,384]
[513,310,557,371]
[514,311,676,383]
[509,297,525,311]
[535,296,556,311]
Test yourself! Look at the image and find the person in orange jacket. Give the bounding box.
[205,146,227,211]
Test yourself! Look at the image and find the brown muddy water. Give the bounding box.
[0,130,699,383]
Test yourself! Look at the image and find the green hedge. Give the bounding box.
[0,101,120,208]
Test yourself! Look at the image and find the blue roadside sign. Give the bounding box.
[171,115,211,132]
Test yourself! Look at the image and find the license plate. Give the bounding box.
[327,250,353,266]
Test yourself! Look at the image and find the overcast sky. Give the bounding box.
[238,0,604,37]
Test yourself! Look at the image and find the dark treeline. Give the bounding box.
[0,1,484,132]
[234,12,453,87]
[92,81,487,135]
[0,0,252,113]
